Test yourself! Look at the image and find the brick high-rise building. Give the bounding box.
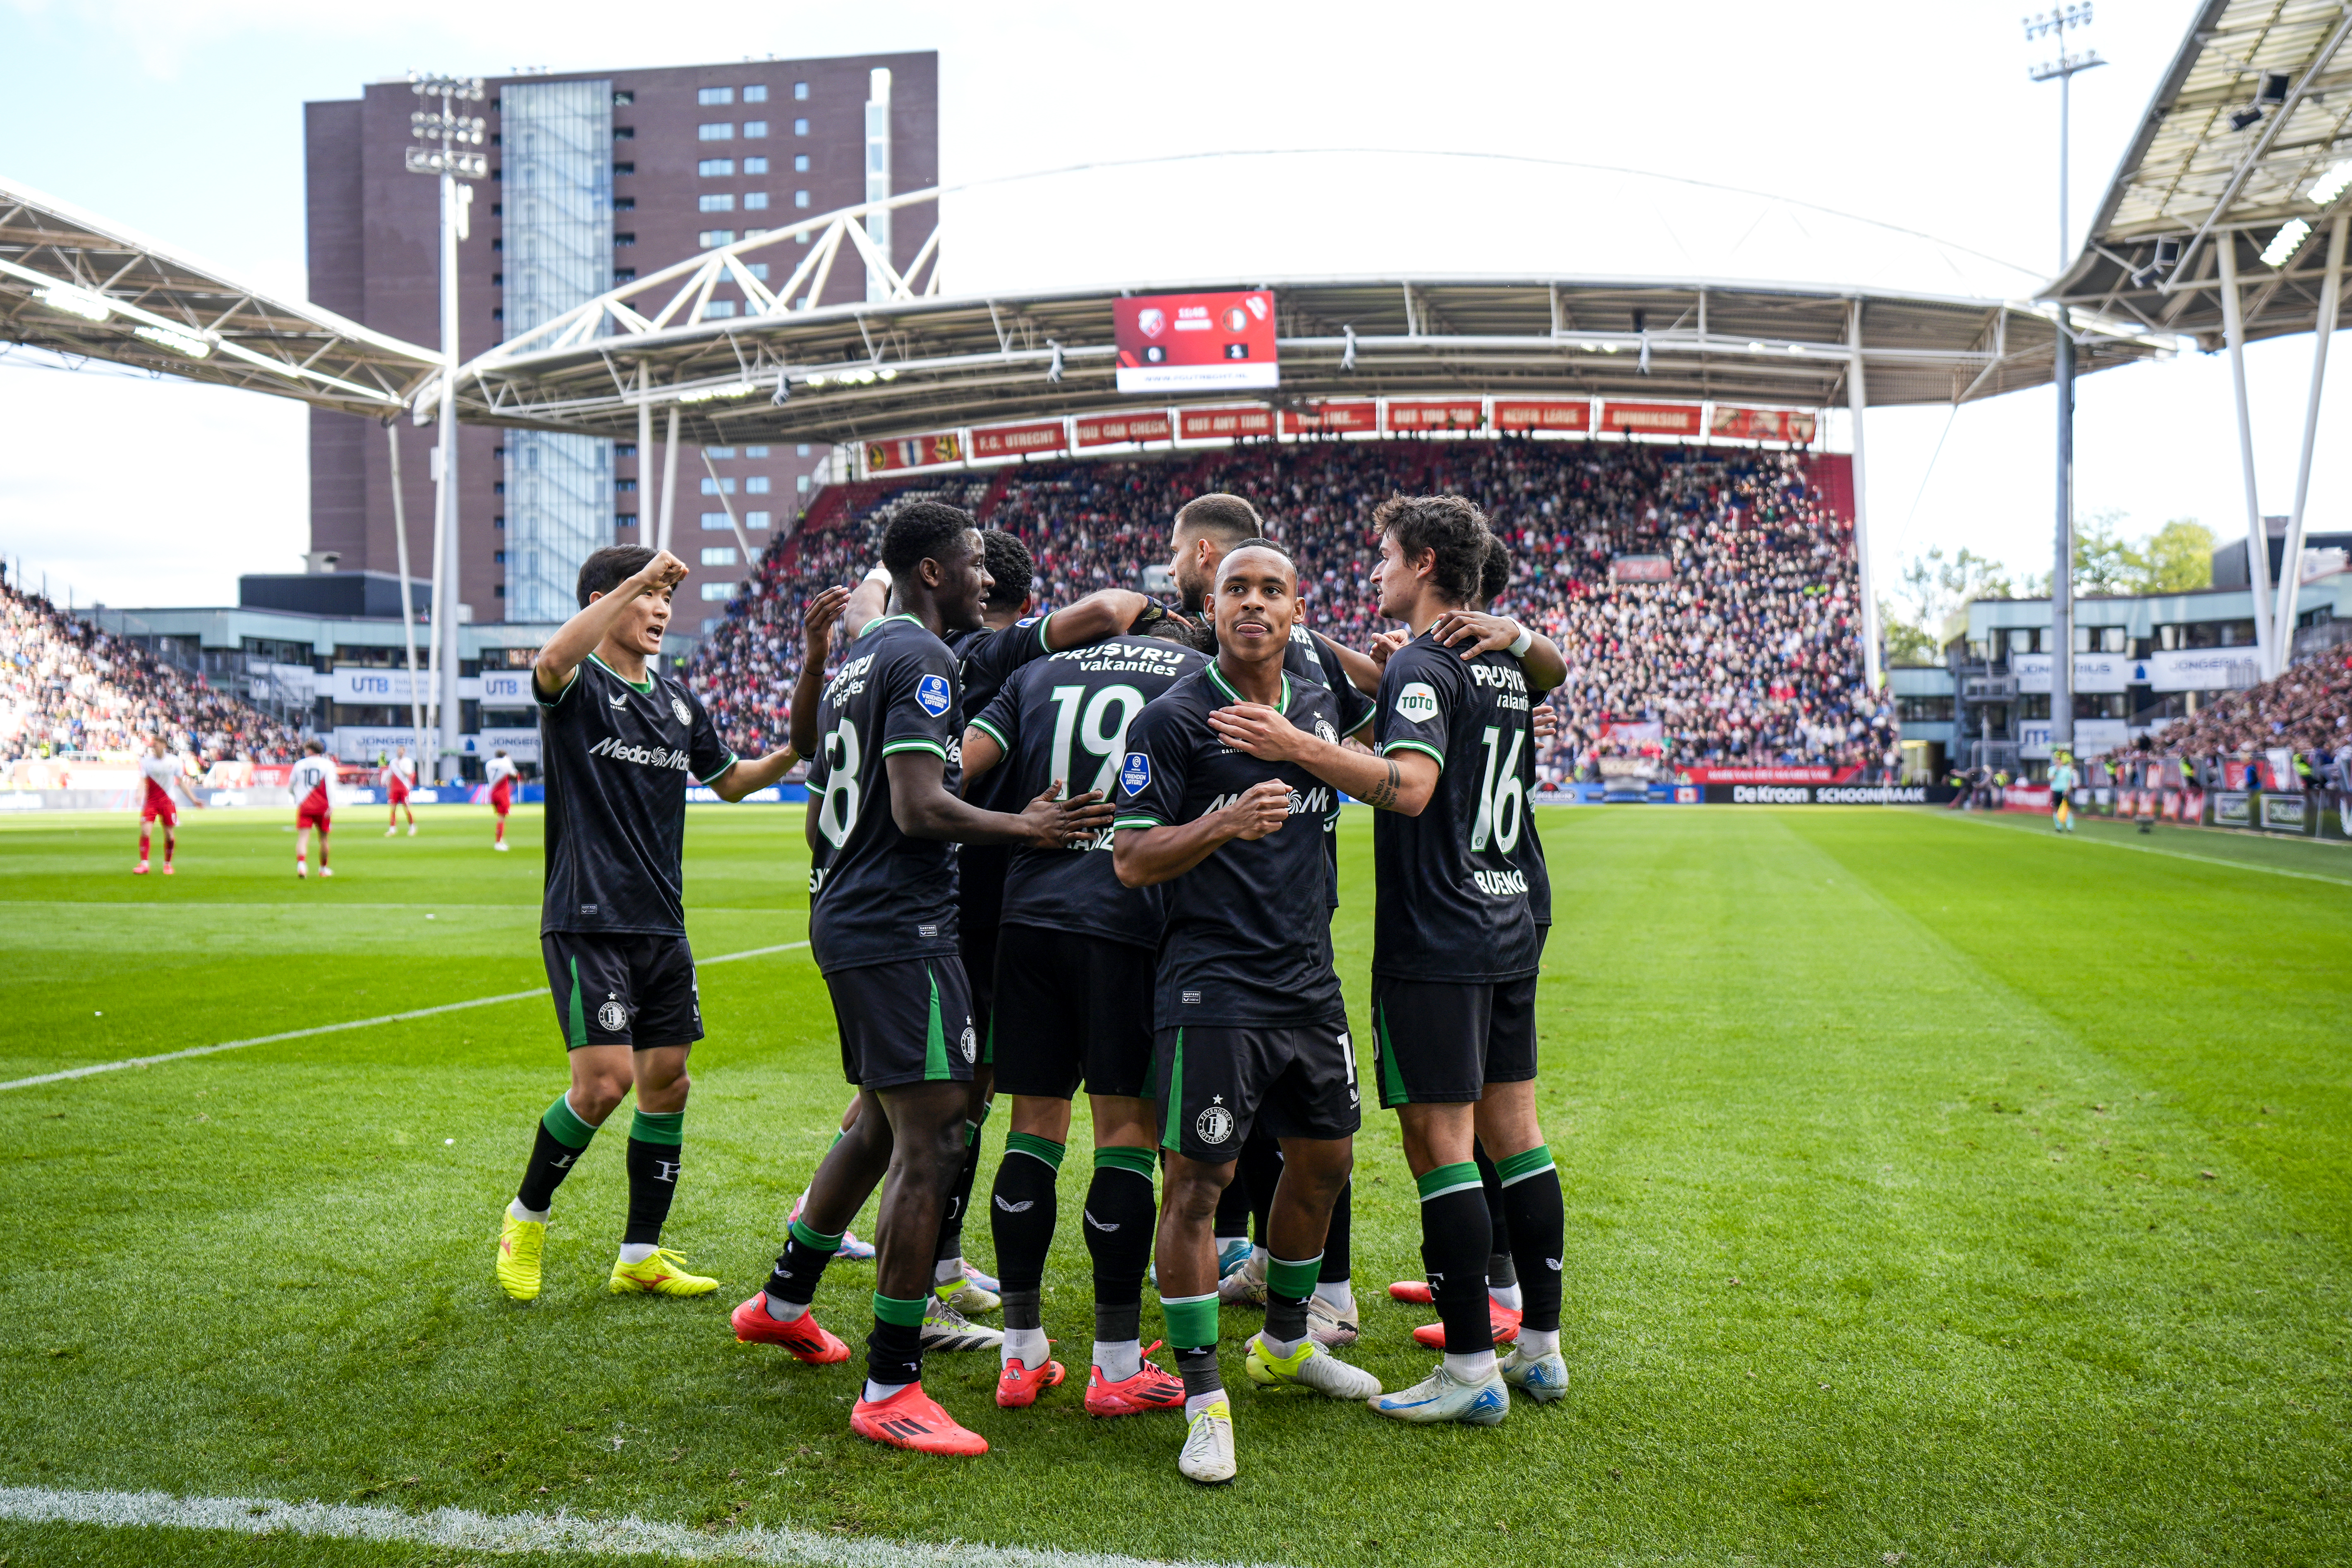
[304,52,938,630]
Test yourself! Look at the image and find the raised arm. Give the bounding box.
[1312,632,1385,697]
[534,549,688,699]
[707,744,799,802]
[1426,610,1566,694]
[787,585,851,759]
[1041,588,1150,651]
[1205,704,1439,815]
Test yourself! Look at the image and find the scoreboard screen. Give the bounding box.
[1113,290,1278,393]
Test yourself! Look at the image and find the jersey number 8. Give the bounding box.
[815,719,862,849]
[1469,725,1526,854]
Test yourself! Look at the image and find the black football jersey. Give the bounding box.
[946,615,1059,936]
[1113,663,1349,1028]
[971,635,1211,950]
[1370,632,1540,982]
[537,654,735,937]
[805,615,964,974]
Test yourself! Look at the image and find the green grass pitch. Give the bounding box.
[0,802,2347,1567]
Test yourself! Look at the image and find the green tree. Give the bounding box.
[2073,510,2134,596]
[2129,519,2214,593]
[1879,597,1940,665]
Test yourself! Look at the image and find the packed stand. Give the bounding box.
[0,579,305,764]
[2096,653,2352,793]
[687,439,1894,776]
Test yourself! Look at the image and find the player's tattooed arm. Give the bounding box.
[788,585,852,758]
[1359,759,1404,811]
[535,548,689,699]
[957,725,1004,792]
[1206,703,1438,814]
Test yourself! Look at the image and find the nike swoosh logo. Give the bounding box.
[994,1197,1033,1213]
[1082,1210,1118,1231]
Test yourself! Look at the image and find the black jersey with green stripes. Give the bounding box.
[946,614,1059,937]
[970,634,1211,949]
[1369,630,1540,982]
[805,614,964,974]
[535,653,736,938]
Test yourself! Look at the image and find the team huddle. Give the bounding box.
[491,486,1571,1484]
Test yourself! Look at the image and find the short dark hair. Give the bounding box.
[881,501,978,581]
[1373,494,1489,606]
[1480,536,1512,606]
[1219,538,1296,579]
[980,528,1033,610]
[577,544,655,608]
[1138,611,1213,652]
[303,739,323,754]
[1175,493,1260,544]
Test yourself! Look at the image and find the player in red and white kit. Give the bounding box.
[290,741,336,879]
[383,746,419,837]
[134,736,203,875]
[485,748,520,851]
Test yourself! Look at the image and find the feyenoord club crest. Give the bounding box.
[596,1000,629,1033]
[1315,718,1337,745]
[959,1024,977,1063]
[1195,1104,1234,1145]
[669,693,691,725]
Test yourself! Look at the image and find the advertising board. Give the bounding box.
[1385,400,1484,432]
[2010,653,2132,695]
[1710,784,1941,804]
[863,432,963,473]
[2135,649,2261,694]
[1074,412,1173,448]
[1279,401,1377,435]
[1709,406,1818,443]
[1492,399,1591,432]
[970,421,1068,460]
[1178,405,1274,440]
[1600,402,1704,437]
[1114,290,1277,393]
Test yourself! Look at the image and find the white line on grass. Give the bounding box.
[1930,809,2352,888]
[0,1484,1274,1568]
[0,941,810,1094]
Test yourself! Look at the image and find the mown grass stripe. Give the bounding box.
[1929,807,2352,886]
[0,1484,1281,1568]
[0,941,810,1093]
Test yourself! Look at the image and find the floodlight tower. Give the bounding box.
[2026,5,2102,761]
[405,71,487,783]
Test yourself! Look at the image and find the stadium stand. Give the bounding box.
[2093,652,2352,793]
[688,439,1898,778]
[0,579,306,764]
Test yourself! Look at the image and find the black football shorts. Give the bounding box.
[1368,974,1539,1107]
[541,932,703,1051]
[1152,1020,1360,1163]
[991,924,1156,1100]
[826,955,980,1091]
[960,920,1000,1059]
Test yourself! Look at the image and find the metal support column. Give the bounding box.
[635,368,653,544]
[656,404,681,554]
[2216,235,2277,678]
[2052,306,2075,757]
[1846,300,1881,692]
[385,421,426,766]
[2272,212,2347,664]
[432,169,465,781]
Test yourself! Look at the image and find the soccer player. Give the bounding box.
[486,749,520,850]
[290,742,335,879]
[735,502,1114,1458]
[493,544,808,1305]
[961,613,1210,1415]
[1113,539,1385,1485]
[134,735,202,874]
[2049,750,2077,834]
[382,747,418,836]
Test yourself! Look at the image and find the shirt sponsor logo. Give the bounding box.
[1394,682,1440,723]
[587,736,692,770]
[915,673,952,717]
[1206,785,1331,819]
[917,923,938,938]
[1121,751,1151,792]
[669,693,692,725]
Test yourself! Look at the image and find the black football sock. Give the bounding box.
[1238,1127,1283,1248]
[1496,1144,1565,1335]
[867,1293,926,1391]
[764,1214,843,1308]
[1262,1252,1319,1348]
[1085,1147,1158,1350]
[516,1091,599,1213]
[990,1132,1062,1332]
[932,1101,991,1276]
[621,1109,684,1247]
[1416,1162,1495,1355]
[1319,1180,1352,1285]
[1475,1142,1513,1257]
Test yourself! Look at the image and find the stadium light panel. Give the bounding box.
[2311,158,2352,208]
[34,283,111,322]
[677,381,757,403]
[133,324,211,359]
[2261,217,2313,268]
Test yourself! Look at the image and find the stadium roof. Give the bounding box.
[2047,0,2352,344]
[0,175,441,417]
[445,193,2172,448]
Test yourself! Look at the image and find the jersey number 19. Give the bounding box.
[1045,683,1145,800]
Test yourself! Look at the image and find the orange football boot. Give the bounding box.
[730,1293,850,1364]
[1083,1340,1188,1416]
[850,1383,987,1455]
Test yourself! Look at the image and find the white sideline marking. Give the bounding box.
[0,941,810,1093]
[0,1484,1271,1568]
[1933,809,2352,888]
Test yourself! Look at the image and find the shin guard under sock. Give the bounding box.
[1085,1147,1157,1339]
[621,1109,684,1246]
[1417,1161,1495,1354]
[517,1092,599,1213]
[1496,1144,1565,1335]
[933,1101,991,1266]
[990,1132,1063,1312]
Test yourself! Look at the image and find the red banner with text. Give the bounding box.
[969,421,1068,460]
[1684,766,1861,784]
[1074,411,1172,448]
[1493,399,1592,432]
[1709,405,1818,444]
[1600,401,1703,437]
[864,432,964,473]
[1279,401,1378,435]
[1386,399,1486,432]
[1178,405,1275,440]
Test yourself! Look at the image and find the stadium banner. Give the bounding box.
[2138,648,2261,693]
[329,666,479,704]
[1684,766,1859,784]
[2260,793,2311,834]
[1114,290,1278,393]
[1074,411,1173,448]
[477,670,532,707]
[1601,401,1704,437]
[970,421,1068,460]
[1279,401,1378,435]
[474,727,541,765]
[1708,783,1946,804]
[2212,790,2253,828]
[1610,555,1672,583]
[1178,405,1275,440]
[2001,785,2055,812]
[1493,399,1592,433]
[862,432,963,474]
[2019,718,2127,759]
[1386,400,1485,432]
[1709,406,1818,443]
[2009,653,2132,695]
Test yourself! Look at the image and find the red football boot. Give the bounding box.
[730,1293,850,1364]
[850,1382,988,1455]
[1411,1298,1523,1349]
[1083,1341,1187,1416]
[1388,1280,1433,1305]
[995,1353,1066,1408]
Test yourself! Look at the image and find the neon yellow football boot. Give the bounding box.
[608,1247,718,1297]
[496,1212,545,1301]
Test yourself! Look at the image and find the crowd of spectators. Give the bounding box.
[687,437,1894,777]
[2087,653,2352,793]
[0,579,304,765]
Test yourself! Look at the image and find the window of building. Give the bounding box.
[612,162,634,176]
[613,196,635,211]
[701,582,738,601]
[699,512,732,530]
[616,443,637,459]
[698,122,734,141]
[613,232,634,246]
[797,444,811,456]
[613,126,634,141]
[613,268,635,283]
[793,82,809,100]
[797,232,810,245]
[615,478,637,493]
[490,203,502,216]
[491,306,503,321]
[699,193,735,212]
[794,153,810,172]
[698,158,735,176]
[797,474,812,494]
[494,515,505,529]
[699,86,734,105]
[491,237,503,251]
[743,84,768,102]
[793,117,809,135]
[745,263,769,280]
[697,230,735,248]
[743,191,769,210]
[1895,695,1953,723]
[704,300,737,318]
[745,445,769,457]
[493,549,507,565]
[744,227,766,239]
[745,476,770,494]
[491,272,503,286]
[744,120,769,137]
[494,584,506,598]
[706,446,738,459]
[700,476,736,495]
[744,156,769,174]
[613,90,634,106]
[614,513,637,531]
[701,546,739,566]
[794,190,811,208]
[745,510,771,529]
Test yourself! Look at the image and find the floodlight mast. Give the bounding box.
[405,71,486,783]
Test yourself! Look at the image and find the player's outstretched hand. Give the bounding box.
[1427,610,1521,660]
[1206,702,1305,761]
[1218,779,1294,842]
[1019,782,1118,849]
[802,584,851,659]
[637,549,691,595]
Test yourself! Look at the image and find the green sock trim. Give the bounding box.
[1094,1145,1157,1178]
[788,1217,844,1252]
[872,1291,928,1328]
[630,1108,684,1147]
[1160,1291,1219,1350]
[541,1092,598,1151]
[1265,1253,1322,1299]
[829,1128,846,1149]
[1416,1161,1483,1202]
[1495,1144,1556,1186]
[1006,1131,1066,1171]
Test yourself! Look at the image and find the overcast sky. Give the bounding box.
[0,0,2343,616]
